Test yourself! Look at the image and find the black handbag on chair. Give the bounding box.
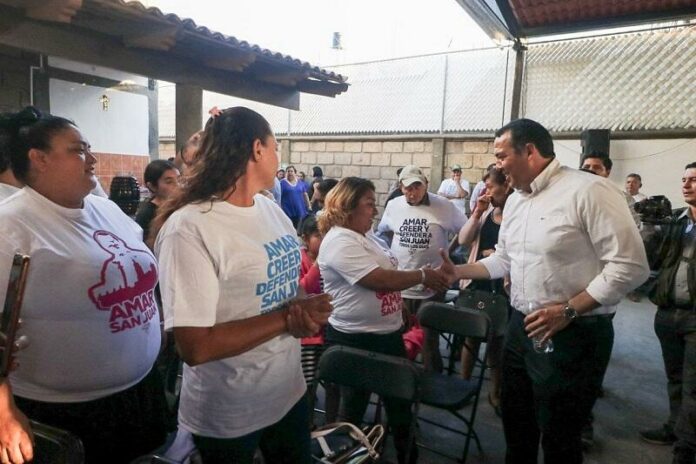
[456,288,509,337]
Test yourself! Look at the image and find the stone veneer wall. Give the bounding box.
[282,138,497,213]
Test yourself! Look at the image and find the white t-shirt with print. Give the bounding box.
[0,184,19,202]
[377,193,467,299]
[0,187,161,402]
[319,226,403,334]
[155,195,305,439]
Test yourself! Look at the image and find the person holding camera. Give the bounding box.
[639,162,696,464]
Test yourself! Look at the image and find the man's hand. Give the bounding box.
[524,304,570,343]
[437,249,459,286]
[0,386,33,464]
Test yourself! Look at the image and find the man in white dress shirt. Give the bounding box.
[443,119,650,464]
[626,173,647,202]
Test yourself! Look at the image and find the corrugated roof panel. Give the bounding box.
[524,26,696,131]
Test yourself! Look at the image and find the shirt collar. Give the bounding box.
[678,208,695,232]
[678,208,693,221]
[523,157,560,196]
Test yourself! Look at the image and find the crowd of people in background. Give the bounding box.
[0,105,693,464]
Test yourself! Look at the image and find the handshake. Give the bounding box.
[418,249,459,294]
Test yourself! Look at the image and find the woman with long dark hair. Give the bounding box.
[153,107,332,464]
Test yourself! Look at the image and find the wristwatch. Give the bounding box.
[563,303,579,321]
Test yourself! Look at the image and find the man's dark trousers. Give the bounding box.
[500,310,614,464]
[655,307,696,458]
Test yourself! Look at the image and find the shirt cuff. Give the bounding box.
[479,255,507,280]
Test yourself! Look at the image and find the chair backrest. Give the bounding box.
[30,420,84,464]
[418,302,490,340]
[318,345,421,402]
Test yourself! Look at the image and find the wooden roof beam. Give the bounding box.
[0,6,301,109]
[122,25,180,51]
[24,0,82,23]
[202,51,256,73]
[256,69,311,87]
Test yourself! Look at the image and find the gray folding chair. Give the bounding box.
[417,302,492,463]
[317,345,422,464]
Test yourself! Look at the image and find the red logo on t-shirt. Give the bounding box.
[87,231,158,334]
[376,291,403,317]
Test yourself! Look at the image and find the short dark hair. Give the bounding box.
[495,118,555,159]
[483,167,507,185]
[144,159,178,191]
[298,214,319,237]
[316,178,339,196]
[312,166,323,178]
[626,173,642,182]
[685,162,696,170]
[581,151,612,171]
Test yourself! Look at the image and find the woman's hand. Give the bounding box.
[473,194,491,219]
[481,248,495,258]
[0,321,29,374]
[286,293,333,338]
[421,267,450,294]
[0,383,33,464]
[286,304,320,338]
[296,293,333,326]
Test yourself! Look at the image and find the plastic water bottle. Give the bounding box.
[529,302,554,354]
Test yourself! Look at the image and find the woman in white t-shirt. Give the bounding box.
[0,107,166,464]
[152,107,332,464]
[317,177,450,464]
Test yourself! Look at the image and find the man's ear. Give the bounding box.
[27,148,48,173]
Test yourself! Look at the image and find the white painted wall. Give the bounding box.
[555,138,696,207]
[48,57,149,86]
[49,78,149,156]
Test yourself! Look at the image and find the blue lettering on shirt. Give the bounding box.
[256,234,301,313]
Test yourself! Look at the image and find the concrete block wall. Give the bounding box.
[284,138,496,212]
[444,140,497,185]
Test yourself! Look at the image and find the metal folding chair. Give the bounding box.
[417,302,492,463]
[31,420,84,464]
[317,345,422,464]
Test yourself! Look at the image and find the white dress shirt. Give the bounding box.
[480,158,650,316]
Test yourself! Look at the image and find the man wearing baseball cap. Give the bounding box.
[437,164,471,216]
[378,165,467,371]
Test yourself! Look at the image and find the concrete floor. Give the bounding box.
[315,297,675,463]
